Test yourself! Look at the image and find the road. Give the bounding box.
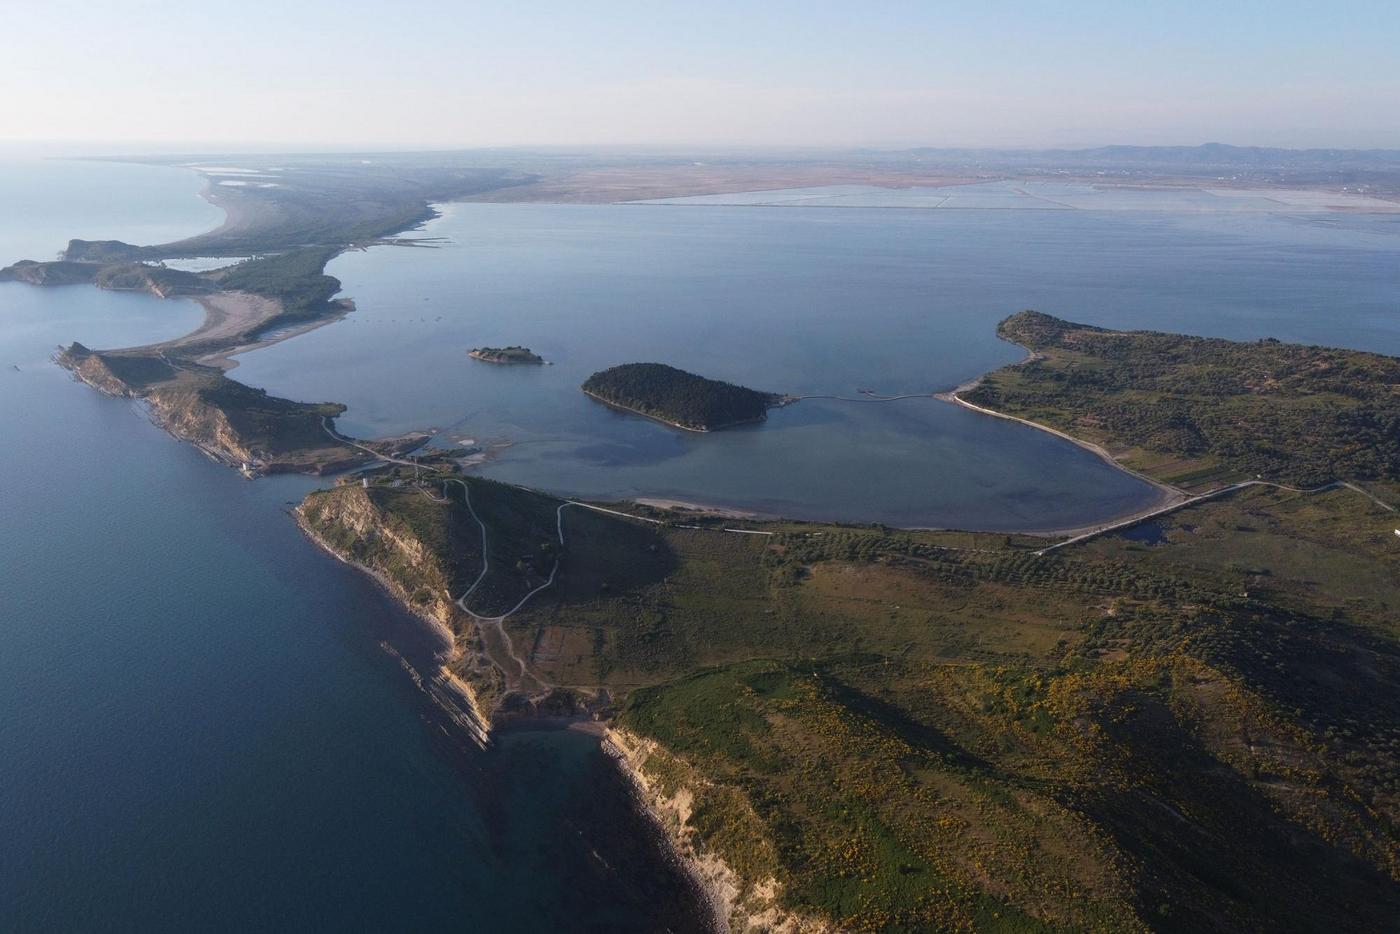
[410,476,774,694]
[322,417,423,467]
[1036,479,1396,555]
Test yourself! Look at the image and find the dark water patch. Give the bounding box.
[1118,521,1169,545]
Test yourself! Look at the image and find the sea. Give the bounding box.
[2,158,1398,932]
[0,160,706,932]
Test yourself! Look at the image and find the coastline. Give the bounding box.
[292,504,493,748]
[581,387,772,432]
[631,496,766,519]
[603,727,831,934]
[929,341,1188,539]
[940,390,1185,503]
[107,288,350,370]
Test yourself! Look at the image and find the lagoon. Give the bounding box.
[232,196,1400,528]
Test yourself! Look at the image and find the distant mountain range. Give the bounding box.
[876,142,1400,171]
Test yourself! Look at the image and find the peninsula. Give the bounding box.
[4,159,527,474]
[468,345,545,364]
[299,439,1400,932]
[960,310,1400,490]
[582,362,785,431]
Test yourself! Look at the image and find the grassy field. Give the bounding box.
[303,466,1400,931]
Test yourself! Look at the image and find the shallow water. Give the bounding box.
[231,197,1400,528]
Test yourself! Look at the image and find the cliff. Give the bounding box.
[146,379,365,474]
[1,259,211,298]
[300,484,459,634]
[294,466,1400,930]
[57,343,177,396]
[57,343,367,474]
[605,728,831,934]
[298,484,496,745]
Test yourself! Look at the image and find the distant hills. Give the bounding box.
[874,142,1400,172]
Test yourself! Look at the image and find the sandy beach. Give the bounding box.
[114,289,350,371]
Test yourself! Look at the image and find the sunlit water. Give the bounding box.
[0,161,702,932]
[232,196,1400,528]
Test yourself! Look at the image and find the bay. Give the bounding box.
[232,196,1400,528]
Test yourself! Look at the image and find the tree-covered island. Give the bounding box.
[582,362,786,431]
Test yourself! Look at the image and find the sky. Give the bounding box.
[1,0,1397,152]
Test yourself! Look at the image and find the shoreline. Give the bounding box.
[109,288,349,369]
[603,726,832,934]
[631,496,766,520]
[292,504,493,748]
[47,161,1183,544]
[929,341,1188,538]
[939,390,1185,503]
[602,729,738,933]
[581,388,772,432]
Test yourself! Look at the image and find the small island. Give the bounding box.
[468,345,546,365]
[582,362,785,431]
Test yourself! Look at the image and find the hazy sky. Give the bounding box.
[2,0,1397,151]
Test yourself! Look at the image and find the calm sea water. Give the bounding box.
[0,161,703,933]
[231,196,1400,528]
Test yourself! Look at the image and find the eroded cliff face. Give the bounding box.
[299,484,459,636]
[296,485,502,731]
[145,383,261,466]
[58,343,365,474]
[605,728,832,934]
[57,344,157,397]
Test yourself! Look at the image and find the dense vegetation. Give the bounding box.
[610,487,1400,931]
[965,310,1400,487]
[0,259,212,297]
[305,465,1400,931]
[583,363,781,430]
[215,247,345,330]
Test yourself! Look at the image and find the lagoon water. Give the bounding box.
[233,194,1400,528]
[0,161,703,932]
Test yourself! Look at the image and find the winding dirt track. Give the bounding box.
[410,476,774,693]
